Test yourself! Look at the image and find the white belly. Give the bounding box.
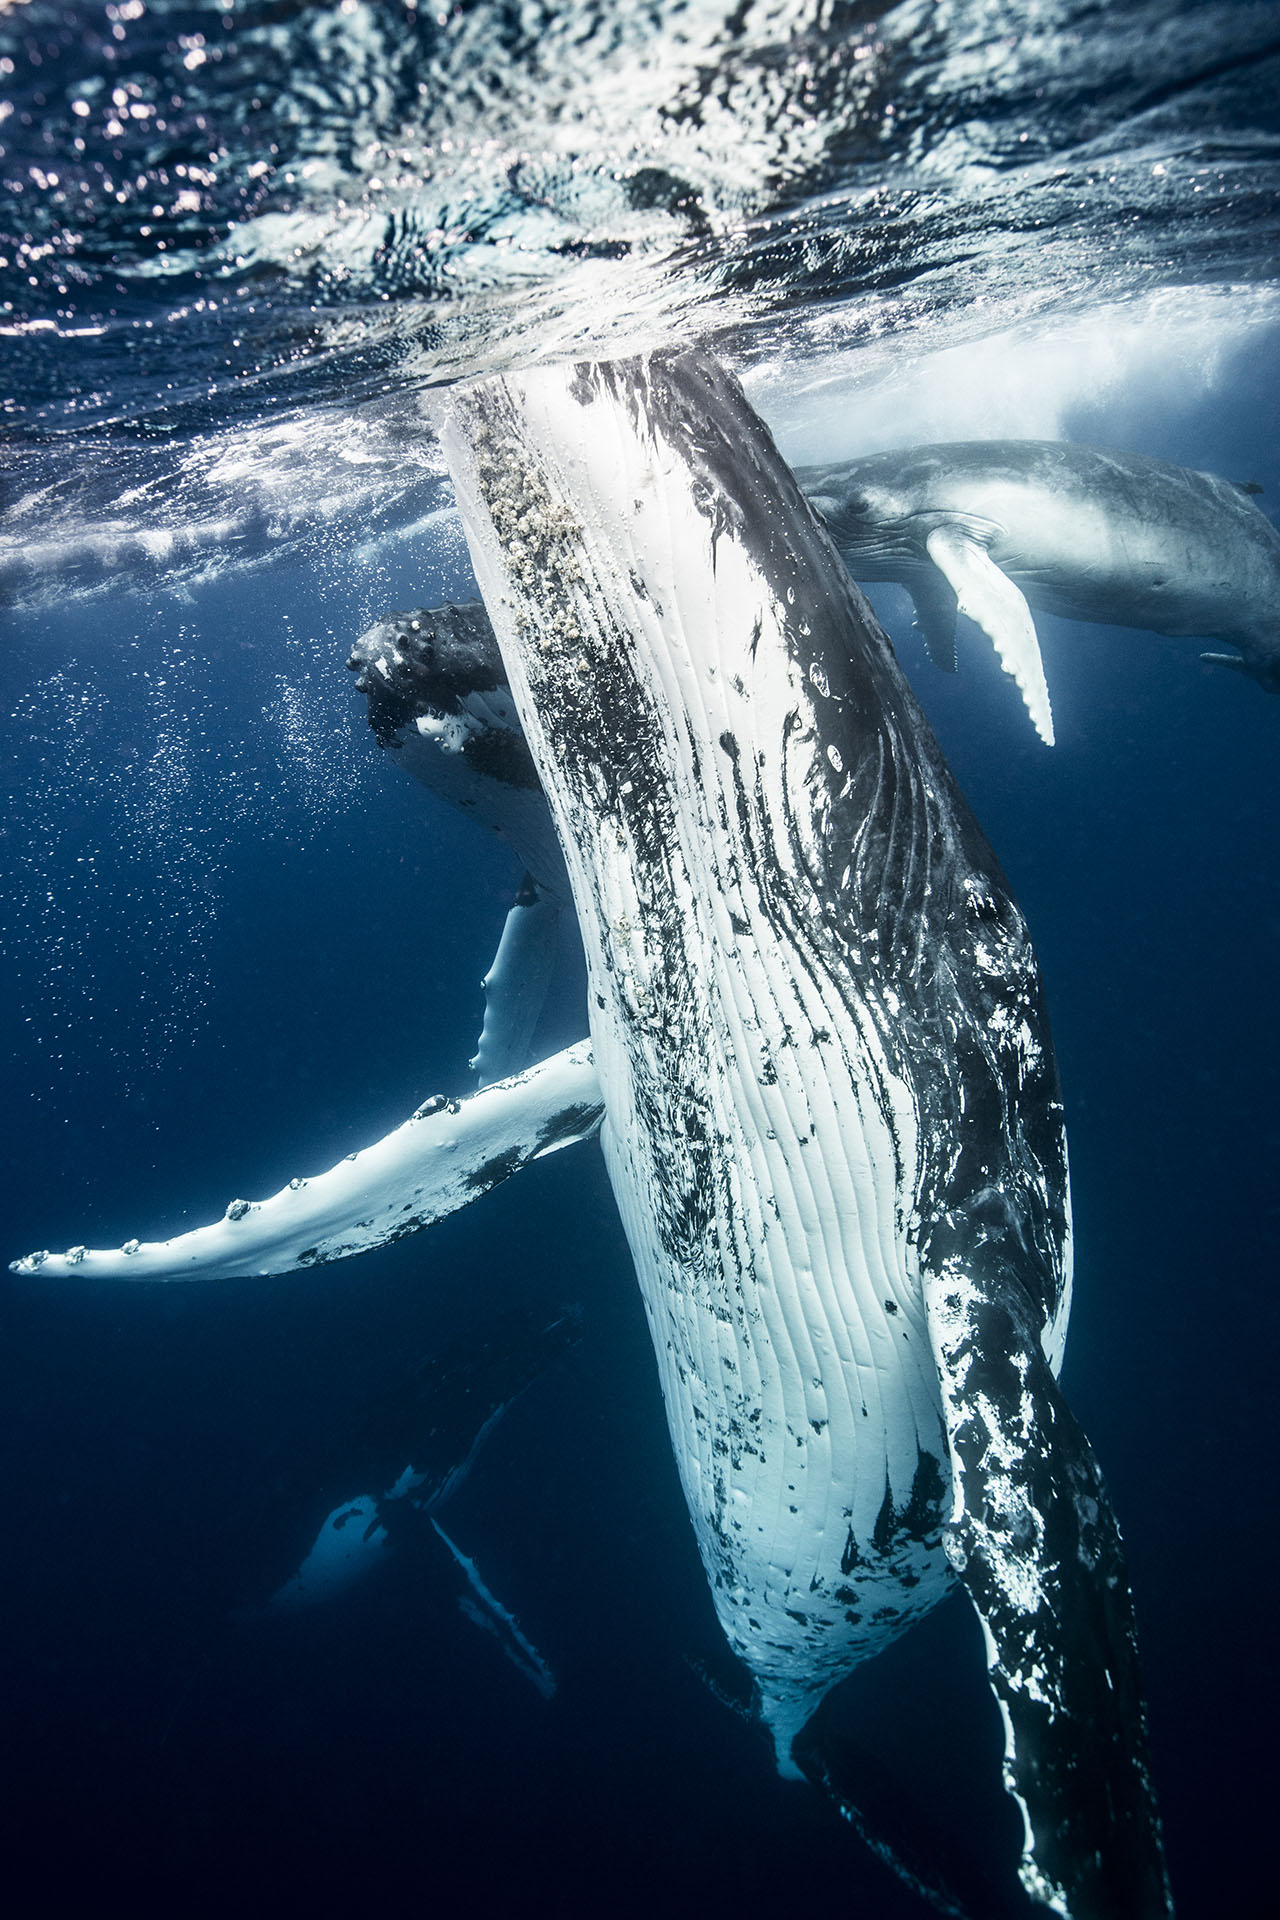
[443,356,955,1767]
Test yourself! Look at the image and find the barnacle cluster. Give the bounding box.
[471,415,587,652]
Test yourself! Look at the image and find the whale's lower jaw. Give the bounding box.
[443,360,957,1761]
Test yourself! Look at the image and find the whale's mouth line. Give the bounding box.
[841,509,1003,551]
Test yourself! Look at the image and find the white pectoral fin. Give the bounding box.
[470,874,563,1088]
[432,1518,557,1700]
[11,1040,602,1283]
[924,526,1054,744]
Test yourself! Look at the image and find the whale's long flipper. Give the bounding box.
[909,567,960,673]
[10,1041,602,1282]
[924,1265,1171,1920]
[923,526,1054,743]
[470,873,564,1086]
[432,1518,557,1699]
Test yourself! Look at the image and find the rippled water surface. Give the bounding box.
[3,6,1279,1917]
[4,0,1280,590]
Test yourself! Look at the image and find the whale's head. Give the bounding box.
[347,601,546,794]
[798,453,952,579]
[348,602,517,747]
[348,600,570,906]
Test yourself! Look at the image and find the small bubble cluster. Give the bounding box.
[6,615,382,1100]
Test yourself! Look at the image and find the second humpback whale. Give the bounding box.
[347,603,572,1084]
[13,356,1171,1916]
[239,1304,571,1700]
[800,437,1280,741]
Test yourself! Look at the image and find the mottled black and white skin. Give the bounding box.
[349,603,571,1082]
[801,438,1280,741]
[441,353,1169,1918]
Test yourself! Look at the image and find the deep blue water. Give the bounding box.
[4,3,1280,1916]
[4,344,1278,1917]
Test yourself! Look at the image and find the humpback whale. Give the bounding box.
[243,1303,572,1701]
[13,354,1171,1916]
[801,438,1280,741]
[348,603,572,1085]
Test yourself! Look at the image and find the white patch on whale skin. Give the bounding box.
[414,686,524,757]
[267,1495,390,1611]
[925,1265,1067,1913]
[443,363,954,1767]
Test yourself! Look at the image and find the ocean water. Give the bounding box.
[3,4,1279,1916]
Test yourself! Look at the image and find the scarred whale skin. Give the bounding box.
[802,437,1280,694]
[442,353,1170,1918]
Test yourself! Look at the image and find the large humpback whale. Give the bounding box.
[13,355,1171,1916]
[801,438,1280,742]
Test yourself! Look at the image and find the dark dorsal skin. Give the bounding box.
[800,437,1280,691]
[444,351,1171,1918]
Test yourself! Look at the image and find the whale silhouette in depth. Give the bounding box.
[237,1303,572,1701]
[14,355,1171,1918]
[801,437,1280,742]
